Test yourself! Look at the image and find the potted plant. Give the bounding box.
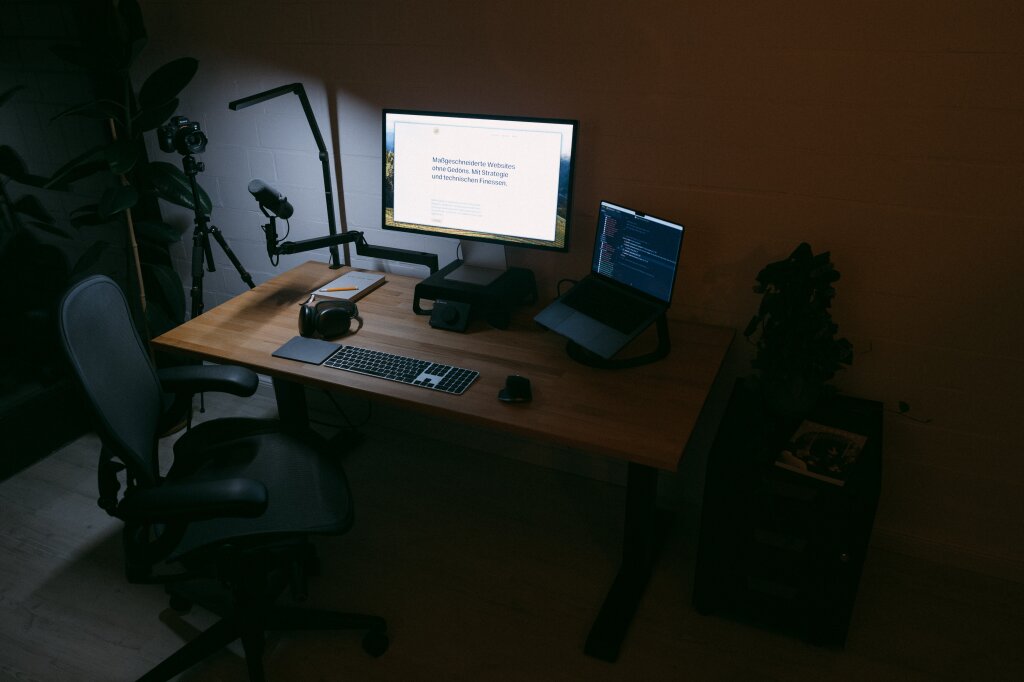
[1,0,210,454]
[743,242,853,418]
[43,0,213,339]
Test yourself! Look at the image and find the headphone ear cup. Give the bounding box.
[298,302,317,338]
[314,299,359,339]
[298,299,360,339]
[316,305,352,338]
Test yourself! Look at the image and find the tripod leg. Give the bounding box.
[208,226,256,289]
[203,235,216,273]
[190,223,208,317]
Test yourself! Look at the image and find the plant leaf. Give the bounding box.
[104,139,140,175]
[26,220,73,239]
[50,161,110,189]
[51,99,127,125]
[117,0,149,67]
[138,58,198,111]
[70,240,110,277]
[70,203,100,217]
[145,161,212,214]
[99,185,140,218]
[12,195,54,224]
[69,205,106,229]
[0,146,47,188]
[0,85,25,107]
[135,219,182,245]
[134,98,179,133]
[45,144,107,188]
[0,145,28,177]
[142,261,186,332]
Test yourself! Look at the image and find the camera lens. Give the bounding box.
[183,130,208,154]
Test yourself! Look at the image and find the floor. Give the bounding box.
[1,385,1022,681]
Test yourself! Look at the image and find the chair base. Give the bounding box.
[140,603,388,682]
[141,548,387,682]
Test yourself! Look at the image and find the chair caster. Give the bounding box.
[362,630,389,658]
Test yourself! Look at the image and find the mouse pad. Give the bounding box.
[272,336,340,364]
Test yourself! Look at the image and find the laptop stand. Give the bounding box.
[566,314,671,369]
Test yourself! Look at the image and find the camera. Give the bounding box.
[158,115,208,155]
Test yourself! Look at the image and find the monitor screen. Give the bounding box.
[383,110,577,251]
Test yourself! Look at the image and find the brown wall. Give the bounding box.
[128,1,1024,579]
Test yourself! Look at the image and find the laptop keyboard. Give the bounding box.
[562,280,656,334]
[323,345,479,395]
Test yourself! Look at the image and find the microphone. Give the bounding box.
[247,179,294,219]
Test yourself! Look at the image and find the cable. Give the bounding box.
[262,218,291,267]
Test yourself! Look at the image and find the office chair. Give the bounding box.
[57,275,387,681]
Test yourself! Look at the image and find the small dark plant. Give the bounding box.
[744,242,853,417]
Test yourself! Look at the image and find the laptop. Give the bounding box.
[534,200,685,360]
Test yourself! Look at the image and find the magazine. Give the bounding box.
[774,420,867,486]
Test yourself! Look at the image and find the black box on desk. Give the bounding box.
[413,261,537,329]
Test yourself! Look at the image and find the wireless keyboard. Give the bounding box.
[323,345,479,395]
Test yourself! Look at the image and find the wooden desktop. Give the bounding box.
[152,260,734,662]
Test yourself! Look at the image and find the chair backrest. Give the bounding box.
[58,275,164,486]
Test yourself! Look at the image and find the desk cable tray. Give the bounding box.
[324,345,479,395]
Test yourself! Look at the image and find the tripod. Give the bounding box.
[180,153,255,317]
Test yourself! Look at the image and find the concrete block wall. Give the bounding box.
[126,0,1024,580]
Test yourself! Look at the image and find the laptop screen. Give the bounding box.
[591,201,685,303]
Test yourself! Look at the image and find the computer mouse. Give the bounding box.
[498,374,532,403]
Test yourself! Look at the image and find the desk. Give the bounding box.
[152,261,734,662]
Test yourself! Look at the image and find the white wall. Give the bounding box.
[133,0,1024,581]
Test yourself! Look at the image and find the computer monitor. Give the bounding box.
[383,109,577,282]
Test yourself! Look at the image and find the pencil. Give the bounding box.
[321,286,358,292]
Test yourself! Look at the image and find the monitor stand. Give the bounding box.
[444,263,504,286]
[444,241,505,286]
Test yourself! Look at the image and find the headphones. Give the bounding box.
[298,294,363,339]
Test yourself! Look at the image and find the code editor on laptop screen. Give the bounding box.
[592,201,685,303]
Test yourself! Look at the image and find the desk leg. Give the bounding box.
[584,462,669,662]
[272,377,309,432]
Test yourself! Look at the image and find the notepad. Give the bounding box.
[313,271,386,302]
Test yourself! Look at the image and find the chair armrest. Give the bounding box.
[119,478,268,523]
[158,364,259,397]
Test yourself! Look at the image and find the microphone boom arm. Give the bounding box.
[266,222,438,274]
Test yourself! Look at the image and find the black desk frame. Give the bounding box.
[272,378,666,663]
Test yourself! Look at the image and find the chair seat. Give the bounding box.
[169,418,353,561]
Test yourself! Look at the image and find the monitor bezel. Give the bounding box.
[382,108,578,253]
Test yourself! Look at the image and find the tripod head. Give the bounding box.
[180,153,205,178]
